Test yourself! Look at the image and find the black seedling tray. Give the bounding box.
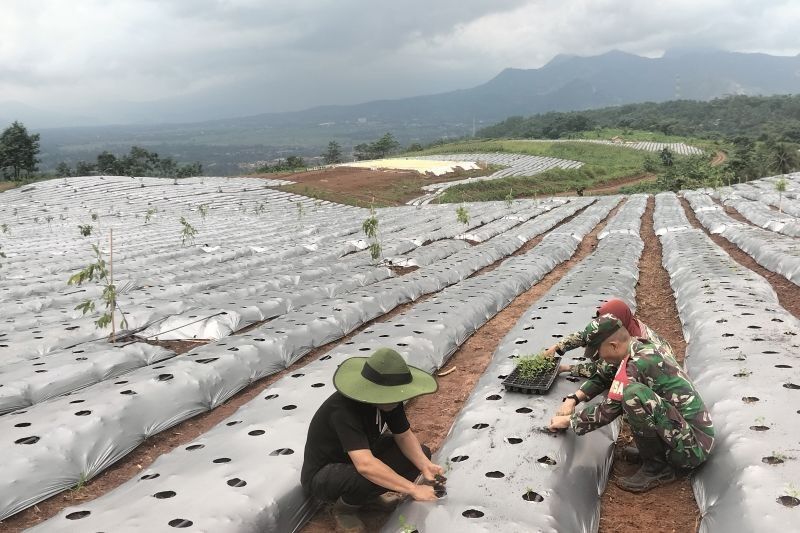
[502,356,561,394]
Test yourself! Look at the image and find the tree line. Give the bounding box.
[56,146,202,179]
[478,94,800,143]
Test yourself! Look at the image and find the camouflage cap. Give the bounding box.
[582,314,623,358]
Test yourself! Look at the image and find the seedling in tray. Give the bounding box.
[503,353,561,394]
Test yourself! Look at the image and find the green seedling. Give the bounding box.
[90,212,99,221]
[1,223,9,234]
[296,201,305,219]
[254,202,266,215]
[72,472,89,492]
[362,206,383,263]
[775,178,787,213]
[515,353,557,379]
[144,207,157,224]
[179,217,198,246]
[68,241,128,337]
[78,224,93,237]
[197,204,209,220]
[456,204,470,225]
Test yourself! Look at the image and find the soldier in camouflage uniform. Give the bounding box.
[544,298,670,378]
[549,315,714,493]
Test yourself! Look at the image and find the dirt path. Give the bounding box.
[710,151,727,167]
[554,173,655,197]
[599,197,699,533]
[680,197,800,319]
[301,200,624,533]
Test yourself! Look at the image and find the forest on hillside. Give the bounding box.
[478,95,800,142]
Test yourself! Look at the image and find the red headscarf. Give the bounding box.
[596,298,643,338]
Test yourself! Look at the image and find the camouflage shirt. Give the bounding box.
[569,338,715,448]
[557,320,671,378]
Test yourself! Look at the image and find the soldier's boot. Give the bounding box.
[364,492,404,511]
[616,434,675,493]
[617,445,641,463]
[331,497,367,533]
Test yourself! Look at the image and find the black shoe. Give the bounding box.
[616,432,675,493]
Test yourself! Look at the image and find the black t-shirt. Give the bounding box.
[301,392,410,487]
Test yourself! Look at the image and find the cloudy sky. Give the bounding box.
[2,0,799,126]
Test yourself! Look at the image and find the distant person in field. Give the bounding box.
[548,315,714,492]
[301,348,444,533]
[543,297,671,377]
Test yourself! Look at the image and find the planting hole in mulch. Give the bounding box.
[227,478,247,487]
[537,456,557,466]
[185,444,204,451]
[522,490,544,502]
[65,511,91,520]
[516,407,533,413]
[212,458,231,463]
[505,437,523,444]
[472,423,489,430]
[270,448,295,456]
[168,518,193,528]
[783,383,800,390]
[451,455,469,462]
[742,397,760,403]
[248,430,265,436]
[141,473,160,480]
[154,491,176,499]
[762,456,785,465]
[485,471,505,478]
[750,425,770,431]
[462,509,484,518]
[777,496,800,507]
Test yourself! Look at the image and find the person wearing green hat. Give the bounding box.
[548,315,714,493]
[301,347,444,533]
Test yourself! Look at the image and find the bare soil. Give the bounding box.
[301,201,622,533]
[254,166,492,207]
[599,197,699,533]
[680,197,800,319]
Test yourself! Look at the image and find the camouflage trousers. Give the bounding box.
[622,382,710,469]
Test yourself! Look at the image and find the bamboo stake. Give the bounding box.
[110,228,115,343]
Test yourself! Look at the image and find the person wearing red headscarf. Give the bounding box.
[544,298,671,377]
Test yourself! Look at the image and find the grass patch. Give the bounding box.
[419,139,652,202]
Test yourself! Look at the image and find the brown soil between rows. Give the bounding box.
[0,202,580,531]
[301,199,623,533]
[679,197,800,319]
[599,197,699,533]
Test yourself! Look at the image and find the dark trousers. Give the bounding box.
[308,435,431,505]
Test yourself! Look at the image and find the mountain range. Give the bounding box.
[16,48,800,174]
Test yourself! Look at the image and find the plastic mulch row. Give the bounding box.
[501,356,561,394]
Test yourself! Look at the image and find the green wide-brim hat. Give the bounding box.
[333,347,438,404]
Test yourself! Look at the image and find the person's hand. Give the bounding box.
[556,398,577,416]
[558,364,572,374]
[548,415,571,432]
[420,462,444,483]
[410,484,438,501]
[543,344,559,358]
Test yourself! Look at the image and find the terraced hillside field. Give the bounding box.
[0,173,798,533]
